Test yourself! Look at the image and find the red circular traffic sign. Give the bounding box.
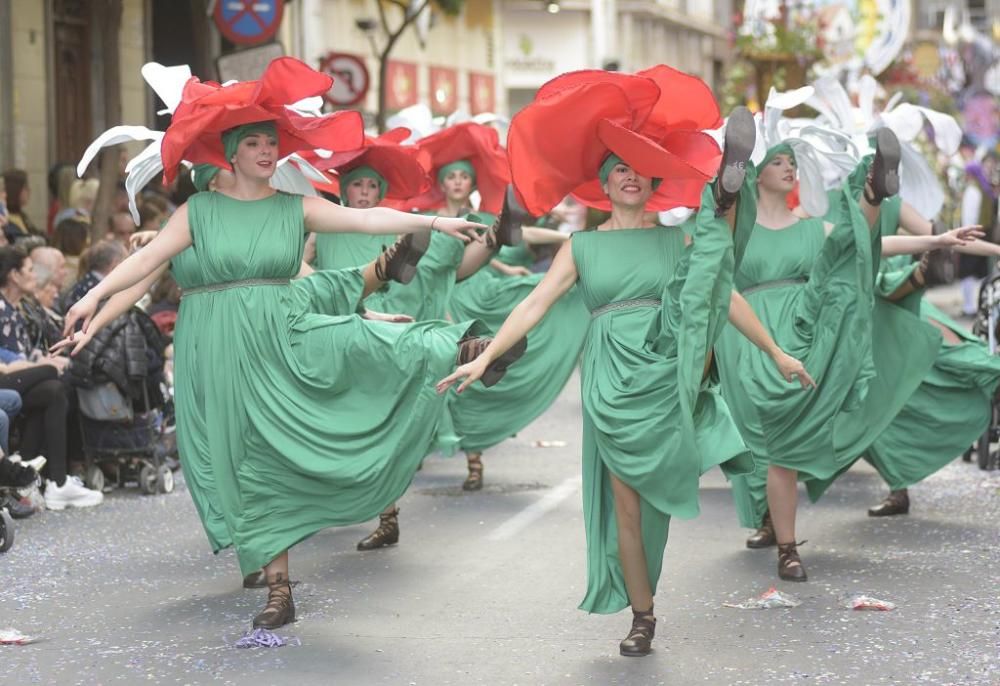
[214,0,284,47]
[319,52,371,107]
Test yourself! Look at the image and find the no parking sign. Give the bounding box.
[214,0,285,46]
[319,53,370,107]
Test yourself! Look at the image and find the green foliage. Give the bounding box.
[432,0,464,16]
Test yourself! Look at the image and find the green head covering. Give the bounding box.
[598,153,662,190]
[437,160,476,187]
[757,143,795,172]
[191,163,220,192]
[339,165,388,207]
[222,121,279,164]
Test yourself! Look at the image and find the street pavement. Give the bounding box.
[1,285,998,686]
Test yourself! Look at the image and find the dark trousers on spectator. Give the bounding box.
[0,366,68,486]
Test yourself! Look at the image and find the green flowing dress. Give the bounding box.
[314,211,496,321]
[808,163,1000,499]
[573,188,752,614]
[719,188,895,528]
[447,243,589,453]
[174,191,483,575]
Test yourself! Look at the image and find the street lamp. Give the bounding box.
[545,1,560,13]
[355,17,379,57]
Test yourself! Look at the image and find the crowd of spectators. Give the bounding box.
[0,162,187,521]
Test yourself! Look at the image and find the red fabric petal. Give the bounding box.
[303,130,429,201]
[160,58,363,184]
[636,65,722,134]
[508,67,722,215]
[402,123,510,214]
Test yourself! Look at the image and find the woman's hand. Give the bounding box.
[432,217,486,243]
[436,357,490,395]
[62,293,99,337]
[362,309,414,323]
[50,330,94,357]
[494,262,533,277]
[129,230,159,251]
[935,225,984,248]
[771,349,816,389]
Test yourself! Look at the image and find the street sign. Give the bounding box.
[214,0,284,46]
[319,52,370,107]
[216,42,285,82]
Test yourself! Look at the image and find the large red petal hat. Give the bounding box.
[160,57,364,184]
[305,128,430,201]
[403,122,510,214]
[509,67,721,215]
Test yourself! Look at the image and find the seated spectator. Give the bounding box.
[54,178,99,226]
[52,214,91,290]
[23,247,66,351]
[147,272,181,338]
[138,201,165,232]
[0,247,101,509]
[47,163,75,237]
[106,211,135,247]
[61,240,127,314]
[2,169,42,243]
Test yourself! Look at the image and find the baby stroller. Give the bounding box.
[966,271,1000,470]
[0,492,16,552]
[70,307,178,494]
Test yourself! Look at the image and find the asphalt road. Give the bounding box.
[1,286,998,685]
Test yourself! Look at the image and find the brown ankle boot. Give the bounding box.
[745,510,776,549]
[356,508,400,550]
[456,335,528,387]
[714,106,755,217]
[619,605,656,657]
[374,232,431,285]
[777,541,808,582]
[252,573,295,629]
[863,128,901,205]
[485,185,529,249]
[462,454,483,491]
[868,489,909,517]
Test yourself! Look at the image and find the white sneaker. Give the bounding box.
[24,456,46,473]
[19,484,46,512]
[44,476,104,511]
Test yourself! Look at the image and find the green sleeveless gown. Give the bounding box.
[175,191,482,575]
[719,187,894,528]
[808,162,1000,500]
[572,187,752,614]
[447,243,589,453]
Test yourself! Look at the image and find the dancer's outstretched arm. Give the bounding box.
[52,264,167,356]
[63,205,193,335]
[303,196,484,243]
[522,226,569,245]
[436,241,578,394]
[728,292,816,389]
[882,226,983,256]
[898,201,1000,257]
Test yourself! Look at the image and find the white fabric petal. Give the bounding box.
[123,143,166,225]
[899,141,945,220]
[77,125,163,177]
[140,62,192,115]
[270,161,320,197]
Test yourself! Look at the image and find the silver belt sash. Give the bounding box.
[182,278,290,298]
[741,277,808,296]
[590,298,662,319]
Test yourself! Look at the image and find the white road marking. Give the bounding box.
[487,475,582,541]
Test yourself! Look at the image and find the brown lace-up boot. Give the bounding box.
[356,507,400,550]
[455,335,528,387]
[745,509,776,549]
[374,232,432,285]
[619,605,656,657]
[252,572,295,629]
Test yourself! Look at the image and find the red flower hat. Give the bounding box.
[303,128,431,203]
[403,122,511,214]
[508,66,723,215]
[160,57,364,184]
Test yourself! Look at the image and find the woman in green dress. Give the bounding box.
[721,139,986,581]
[60,120,525,631]
[437,72,814,654]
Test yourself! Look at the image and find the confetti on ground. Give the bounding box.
[533,440,567,448]
[0,629,39,645]
[724,587,802,609]
[840,593,897,611]
[233,627,289,649]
